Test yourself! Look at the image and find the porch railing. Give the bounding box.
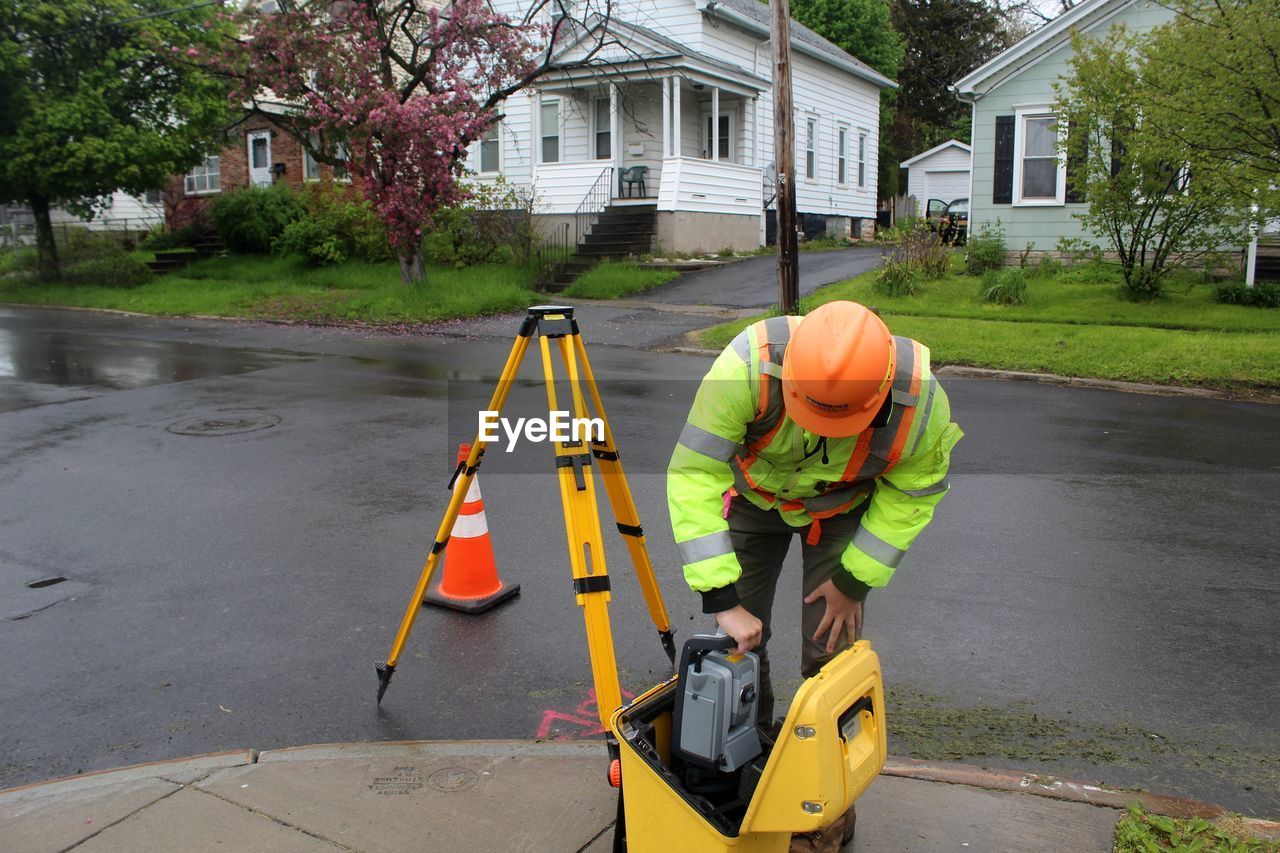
[575,167,614,246]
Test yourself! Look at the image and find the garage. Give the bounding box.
[901,139,972,214]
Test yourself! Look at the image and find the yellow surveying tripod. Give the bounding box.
[375,305,676,717]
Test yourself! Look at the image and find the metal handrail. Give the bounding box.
[574,166,614,246]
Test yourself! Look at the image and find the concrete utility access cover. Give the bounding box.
[166,411,281,436]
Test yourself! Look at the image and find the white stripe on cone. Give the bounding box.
[453,511,489,538]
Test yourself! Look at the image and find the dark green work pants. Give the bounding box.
[726,494,869,727]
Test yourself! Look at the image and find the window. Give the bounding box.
[480,122,500,173]
[857,131,867,188]
[183,156,221,194]
[837,126,848,185]
[144,189,162,205]
[333,143,350,182]
[304,133,321,181]
[540,100,560,164]
[594,98,611,160]
[805,118,817,180]
[1015,111,1065,204]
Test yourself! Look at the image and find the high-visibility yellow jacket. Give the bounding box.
[667,316,963,612]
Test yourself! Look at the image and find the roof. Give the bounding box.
[952,0,1139,98]
[545,16,771,92]
[704,0,897,89]
[900,140,972,168]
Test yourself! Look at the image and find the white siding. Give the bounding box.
[477,0,885,221]
[50,192,163,231]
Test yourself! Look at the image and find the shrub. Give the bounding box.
[1033,254,1063,279]
[140,220,209,251]
[873,256,920,297]
[1214,280,1280,308]
[276,185,391,266]
[965,221,1006,275]
[0,246,39,275]
[875,219,919,243]
[424,204,514,267]
[209,184,305,254]
[65,229,124,260]
[979,268,1029,305]
[894,220,949,278]
[1057,259,1118,285]
[62,253,153,287]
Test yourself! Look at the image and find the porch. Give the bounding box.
[530,76,766,220]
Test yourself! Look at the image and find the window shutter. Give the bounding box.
[1065,120,1086,203]
[993,115,1014,205]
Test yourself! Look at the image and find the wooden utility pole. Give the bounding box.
[771,0,799,314]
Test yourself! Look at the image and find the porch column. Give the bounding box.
[662,77,672,158]
[673,78,682,158]
[532,90,542,172]
[711,86,720,162]
[610,82,621,185]
[745,95,755,167]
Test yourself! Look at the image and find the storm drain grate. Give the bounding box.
[27,576,67,589]
[167,411,281,436]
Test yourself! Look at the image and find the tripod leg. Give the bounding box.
[376,331,533,704]
[542,334,623,726]
[571,334,677,666]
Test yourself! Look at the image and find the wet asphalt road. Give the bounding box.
[1,305,1277,816]
[641,246,885,307]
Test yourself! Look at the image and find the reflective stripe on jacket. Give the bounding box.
[667,316,963,604]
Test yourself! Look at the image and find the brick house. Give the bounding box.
[165,112,350,230]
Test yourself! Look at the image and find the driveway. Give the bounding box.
[1,306,1277,817]
[638,246,885,307]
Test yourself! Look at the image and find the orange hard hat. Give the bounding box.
[781,301,895,437]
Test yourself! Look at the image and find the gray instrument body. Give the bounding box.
[675,635,763,772]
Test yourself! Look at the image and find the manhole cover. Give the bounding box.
[167,411,281,436]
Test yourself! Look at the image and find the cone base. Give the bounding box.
[423,582,521,614]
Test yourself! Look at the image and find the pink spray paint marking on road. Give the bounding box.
[537,687,636,739]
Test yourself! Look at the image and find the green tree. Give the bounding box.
[1140,0,1280,227]
[889,0,1008,189]
[0,1,231,279]
[790,0,904,197]
[1057,29,1241,298]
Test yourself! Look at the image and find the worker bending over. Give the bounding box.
[667,300,962,850]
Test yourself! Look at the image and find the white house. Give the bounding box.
[952,0,1174,258]
[901,140,971,216]
[472,0,895,254]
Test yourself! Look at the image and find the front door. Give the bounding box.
[703,114,733,162]
[247,131,273,187]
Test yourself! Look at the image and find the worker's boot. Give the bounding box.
[788,804,856,852]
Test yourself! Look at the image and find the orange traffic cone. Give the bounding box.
[424,443,520,614]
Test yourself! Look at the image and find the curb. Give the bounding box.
[932,364,1280,403]
[665,339,1278,403]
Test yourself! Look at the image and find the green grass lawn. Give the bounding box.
[560,260,680,299]
[0,255,539,324]
[696,265,1280,392]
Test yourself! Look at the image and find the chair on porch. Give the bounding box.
[618,165,649,198]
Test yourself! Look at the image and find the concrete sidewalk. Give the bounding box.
[0,741,1140,852]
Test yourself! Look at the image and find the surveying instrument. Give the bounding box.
[375,306,887,851]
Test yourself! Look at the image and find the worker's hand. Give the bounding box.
[715,605,763,655]
[804,580,862,654]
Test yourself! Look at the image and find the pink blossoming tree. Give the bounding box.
[208,0,560,284]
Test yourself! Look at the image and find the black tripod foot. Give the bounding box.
[375,661,395,705]
[659,630,676,668]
